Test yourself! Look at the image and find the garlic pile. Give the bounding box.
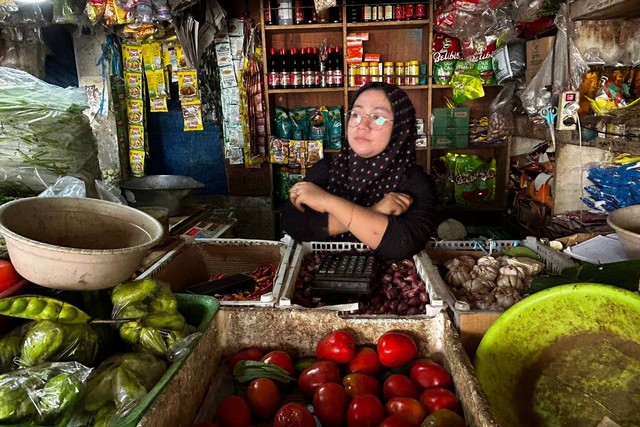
[440,254,545,310]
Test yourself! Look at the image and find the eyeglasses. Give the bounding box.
[347,110,393,130]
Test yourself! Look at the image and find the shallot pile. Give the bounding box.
[292,252,431,315]
[438,254,545,310]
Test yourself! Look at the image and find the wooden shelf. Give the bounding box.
[347,85,428,91]
[264,23,343,31]
[570,0,640,20]
[346,19,429,29]
[268,87,344,94]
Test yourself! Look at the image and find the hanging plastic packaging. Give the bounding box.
[451,71,485,105]
[489,82,516,139]
[492,38,526,84]
[518,4,588,117]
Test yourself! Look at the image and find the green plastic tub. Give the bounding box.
[474,283,640,427]
[2,293,220,427]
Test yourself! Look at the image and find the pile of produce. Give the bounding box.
[203,329,465,427]
[436,247,546,310]
[210,264,279,302]
[293,252,431,316]
[0,277,201,425]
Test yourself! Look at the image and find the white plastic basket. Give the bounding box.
[278,241,445,316]
[141,236,296,307]
[425,236,577,325]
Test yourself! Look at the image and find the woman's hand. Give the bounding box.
[370,192,413,216]
[289,182,333,212]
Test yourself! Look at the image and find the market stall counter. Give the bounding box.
[192,308,499,427]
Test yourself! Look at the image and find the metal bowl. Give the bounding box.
[607,205,640,260]
[0,197,164,290]
[119,175,204,216]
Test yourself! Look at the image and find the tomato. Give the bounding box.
[215,395,251,427]
[273,402,316,427]
[347,394,385,427]
[409,359,453,391]
[383,374,419,401]
[346,346,380,376]
[261,350,295,376]
[313,382,350,427]
[298,359,342,400]
[379,415,416,427]
[246,377,281,420]
[385,397,427,426]
[343,372,380,398]
[0,260,22,294]
[316,330,357,364]
[421,408,465,427]
[377,332,418,368]
[419,388,461,414]
[228,347,264,371]
[346,394,385,427]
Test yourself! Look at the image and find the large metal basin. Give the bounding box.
[119,175,204,216]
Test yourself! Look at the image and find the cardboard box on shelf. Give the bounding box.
[192,308,499,427]
[526,36,555,83]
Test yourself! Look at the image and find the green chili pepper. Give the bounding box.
[0,295,90,323]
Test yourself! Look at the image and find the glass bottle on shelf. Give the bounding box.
[279,48,291,88]
[264,0,274,24]
[268,47,280,88]
[312,47,321,88]
[291,48,302,88]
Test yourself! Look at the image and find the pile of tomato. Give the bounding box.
[194,330,466,427]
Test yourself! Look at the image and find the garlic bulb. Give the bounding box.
[462,278,494,293]
[476,256,501,270]
[458,255,477,271]
[470,265,498,282]
[499,265,526,279]
[446,268,472,288]
[493,286,522,309]
[496,274,524,291]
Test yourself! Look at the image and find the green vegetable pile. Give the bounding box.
[0,277,199,426]
[0,67,100,196]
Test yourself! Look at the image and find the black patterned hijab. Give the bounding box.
[326,82,417,207]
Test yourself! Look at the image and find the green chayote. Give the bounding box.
[20,320,65,367]
[137,327,167,357]
[112,366,147,411]
[148,285,177,313]
[92,402,117,427]
[142,312,186,331]
[39,372,83,419]
[0,334,21,373]
[111,278,157,308]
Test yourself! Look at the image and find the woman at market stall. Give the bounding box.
[281,82,440,259]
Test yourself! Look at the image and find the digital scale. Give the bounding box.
[311,253,377,295]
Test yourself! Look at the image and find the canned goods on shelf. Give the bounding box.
[403,3,414,20]
[407,60,419,85]
[383,62,394,84]
[349,63,360,87]
[369,61,381,82]
[395,61,405,86]
[415,3,426,19]
[394,4,404,20]
[360,62,371,85]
